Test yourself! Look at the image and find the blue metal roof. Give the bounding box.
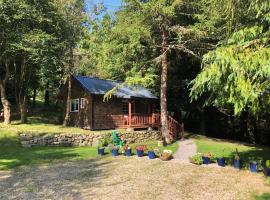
[74,75,158,99]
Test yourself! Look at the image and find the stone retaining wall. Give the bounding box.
[20,131,162,147]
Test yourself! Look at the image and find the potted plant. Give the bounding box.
[189,153,203,165]
[148,148,156,159]
[98,146,105,155]
[124,145,132,157]
[111,146,119,157]
[216,149,226,167]
[202,152,214,165]
[160,150,173,161]
[233,148,241,169]
[263,160,270,177]
[250,161,258,173]
[216,157,226,167]
[97,138,108,156]
[136,145,147,157]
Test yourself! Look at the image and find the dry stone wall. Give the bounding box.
[20,131,162,147]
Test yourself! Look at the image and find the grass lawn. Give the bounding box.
[0,111,123,135]
[191,134,270,168]
[0,128,178,170]
[0,111,178,170]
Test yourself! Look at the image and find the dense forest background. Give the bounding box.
[0,0,269,145]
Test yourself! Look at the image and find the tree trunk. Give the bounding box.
[63,75,71,126]
[19,96,27,123]
[0,61,11,124]
[160,24,171,144]
[199,110,206,135]
[32,87,36,108]
[19,55,28,123]
[14,61,20,114]
[44,82,50,107]
[0,81,11,124]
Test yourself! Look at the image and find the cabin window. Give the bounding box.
[81,98,86,109]
[122,102,128,114]
[70,99,79,112]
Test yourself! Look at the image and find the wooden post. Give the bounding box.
[148,102,151,124]
[128,100,132,126]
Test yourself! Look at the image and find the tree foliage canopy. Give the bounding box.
[190,0,270,116]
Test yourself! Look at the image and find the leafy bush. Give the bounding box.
[99,133,113,147]
[189,153,203,165]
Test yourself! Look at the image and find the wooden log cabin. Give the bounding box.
[60,75,184,139]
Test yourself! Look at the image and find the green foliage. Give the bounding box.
[99,133,113,147]
[83,0,202,101]
[189,153,203,165]
[195,137,270,168]
[190,1,270,116]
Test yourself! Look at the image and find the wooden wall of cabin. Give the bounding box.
[61,78,93,129]
[93,96,123,130]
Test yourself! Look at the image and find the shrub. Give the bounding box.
[99,133,113,147]
[189,153,203,165]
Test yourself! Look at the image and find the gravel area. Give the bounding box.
[0,156,269,200]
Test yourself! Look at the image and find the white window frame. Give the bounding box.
[81,98,86,109]
[70,99,79,112]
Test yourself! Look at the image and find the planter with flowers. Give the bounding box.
[110,145,119,157]
[233,149,241,169]
[202,152,214,165]
[98,147,105,155]
[136,145,147,157]
[216,157,226,167]
[97,138,108,156]
[160,150,173,161]
[250,161,258,173]
[148,148,156,159]
[124,145,132,157]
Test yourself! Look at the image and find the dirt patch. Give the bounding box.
[0,157,269,200]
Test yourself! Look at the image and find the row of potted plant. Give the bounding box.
[189,149,270,177]
[98,144,173,161]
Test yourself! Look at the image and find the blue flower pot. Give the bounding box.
[216,158,226,167]
[263,168,270,177]
[202,156,211,164]
[136,150,144,157]
[98,147,105,155]
[250,162,258,173]
[125,149,132,157]
[148,151,155,159]
[233,159,241,169]
[112,149,119,157]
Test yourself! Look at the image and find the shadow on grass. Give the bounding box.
[0,147,81,170]
[0,134,100,170]
[12,111,62,126]
[214,147,270,169]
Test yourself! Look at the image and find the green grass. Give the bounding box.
[0,129,178,170]
[0,129,99,170]
[0,111,124,135]
[0,111,179,170]
[194,136,270,167]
